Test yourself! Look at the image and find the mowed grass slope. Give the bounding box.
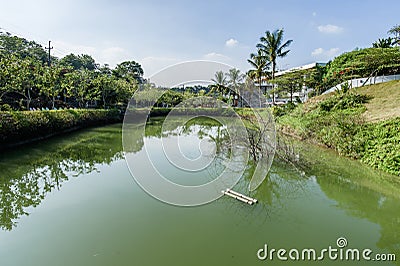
[307,80,400,121]
[354,80,400,122]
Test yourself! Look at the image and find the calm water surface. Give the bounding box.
[0,120,399,266]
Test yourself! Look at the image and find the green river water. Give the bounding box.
[0,120,399,266]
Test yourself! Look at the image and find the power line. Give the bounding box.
[0,24,70,58]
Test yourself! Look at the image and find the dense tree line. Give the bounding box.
[0,32,142,111]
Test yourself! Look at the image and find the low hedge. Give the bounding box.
[0,109,121,148]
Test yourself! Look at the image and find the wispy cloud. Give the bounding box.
[225,38,238,47]
[317,24,344,34]
[52,40,130,67]
[203,52,231,62]
[140,56,181,77]
[311,47,340,60]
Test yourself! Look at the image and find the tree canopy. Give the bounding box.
[0,32,142,110]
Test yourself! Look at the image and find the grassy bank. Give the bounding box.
[276,80,400,176]
[0,109,121,149]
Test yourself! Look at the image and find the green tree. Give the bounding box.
[41,66,69,109]
[64,69,94,107]
[113,61,144,83]
[134,83,161,107]
[0,32,48,63]
[275,72,302,102]
[388,25,400,46]
[323,47,400,90]
[59,54,98,71]
[157,90,184,107]
[210,71,229,96]
[227,68,244,92]
[115,78,137,104]
[372,37,394,48]
[247,49,270,94]
[92,74,115,108]
[0,54,15,101]
[257,28,293,104]
[6,57,42,109]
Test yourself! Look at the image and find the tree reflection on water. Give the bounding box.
[0,125,124,231]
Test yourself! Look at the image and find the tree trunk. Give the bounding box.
[26,87,31,110]
[259,77,262,108]
[290,87,293,103]
[272,62,276,105]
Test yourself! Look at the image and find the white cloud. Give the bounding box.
[311,47,340,60]
[52,40,96,57]
[311,48,324,56]
[141,56,181,77]
[98,47,129,67]
[312,12,317,17]
[317,24,344,34]
[52,40,130,67]
[203,52,231,62]
[225,38,238,47]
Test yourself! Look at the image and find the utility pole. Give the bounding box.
[45,41,53,67]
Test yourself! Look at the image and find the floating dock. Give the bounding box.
[222,189,258,205]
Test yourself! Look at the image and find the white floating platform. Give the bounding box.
[222,189,258,205]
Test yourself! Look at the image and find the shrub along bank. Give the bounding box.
[0,109,121,149]
[276,88,400,176]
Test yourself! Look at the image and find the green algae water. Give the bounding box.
[0,121,398,266]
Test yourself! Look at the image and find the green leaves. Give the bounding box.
[323,47,400,89]
[372,37,395,48]
[256,28,293,78]
[113,60,144,83]
[0,32,141,110]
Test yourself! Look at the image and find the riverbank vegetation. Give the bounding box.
[0,109,120,149]
[276,81,400,176]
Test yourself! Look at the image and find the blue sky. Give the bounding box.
[0,0,399,77]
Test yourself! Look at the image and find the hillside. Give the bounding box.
[355,80,400,121]
[277,81,400,176]
[307,80,400,121]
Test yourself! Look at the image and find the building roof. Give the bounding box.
[275,62,326,77]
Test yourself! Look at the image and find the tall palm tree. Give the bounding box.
[210,70,228,96]
[247,49,270,94]
[388,25,400,46]
[227,68,244,91]
[227,68,244,106]
[257,28,292,104]
[372,37,394,48]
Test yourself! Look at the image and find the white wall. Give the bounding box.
[322,74,400,95]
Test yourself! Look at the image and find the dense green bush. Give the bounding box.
[318,92,369,112]
[271,102,296,117]
[360,118,400,176]
[0,109,120,147]
[325,47,400,81]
